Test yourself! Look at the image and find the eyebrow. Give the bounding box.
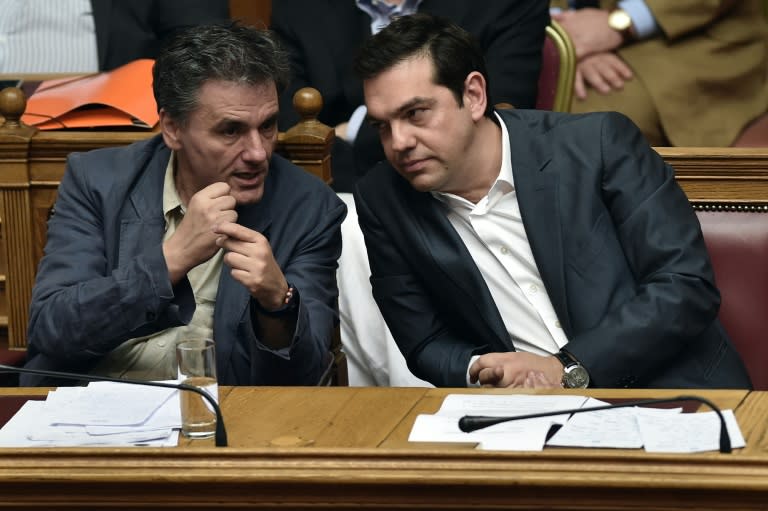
[367,96,435,123]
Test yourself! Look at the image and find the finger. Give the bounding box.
[573,68,587,100]
[477,367,502,386]
[613,58,634,80]
[213,222,263,242]
[200,181,232,199]
[581,64,612,95]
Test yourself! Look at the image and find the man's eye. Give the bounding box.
[408,108,426,121]
[221,125,240,137]
[261,118,277,133]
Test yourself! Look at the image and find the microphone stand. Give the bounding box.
[0,363,228,447]
[458,395,731,454]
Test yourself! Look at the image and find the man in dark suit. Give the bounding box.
[23,23,346,387]
[352,13,751,389]
[271,0,549,192]
[91,0,230,70]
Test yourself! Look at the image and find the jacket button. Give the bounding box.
[146,311,157,321]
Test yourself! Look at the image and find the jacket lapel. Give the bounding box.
[213,176,274,373]
[501,110,573,336]
[119,140,169,262]
[409,187,513,351]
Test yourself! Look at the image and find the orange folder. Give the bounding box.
[21,59,158,130]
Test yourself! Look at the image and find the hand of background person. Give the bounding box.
[163,182,237,284]
[574,52,633,100]
[551,8,624,59]
[213,222,290,311]
[469,352,563,388]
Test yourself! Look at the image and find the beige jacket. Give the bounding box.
[552,0,768,145]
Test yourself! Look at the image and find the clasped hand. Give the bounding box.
[163,182,288,311]
[469,352,563,388]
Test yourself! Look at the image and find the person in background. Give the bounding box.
[271,0,549,192]
[0,0,229,73]
[23,23,346,386]
[550,0,768,147]
[352,13,751,389]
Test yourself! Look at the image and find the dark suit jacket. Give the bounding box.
[354,109,751,389]
[90,0,229,70]
[271,0,549,191]
[24,135,346,387]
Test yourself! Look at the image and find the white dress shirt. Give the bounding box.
[434,114,569,382]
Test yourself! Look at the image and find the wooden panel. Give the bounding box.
[0,386,765,510]
[229,0,272,27]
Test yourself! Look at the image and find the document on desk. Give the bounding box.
[546,397,746,452]
[409,395,746,453]
[0,381,181,447]
[408,394,589,451]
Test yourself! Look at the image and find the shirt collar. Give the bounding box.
[162,152,184,222]
[432,111,514,211]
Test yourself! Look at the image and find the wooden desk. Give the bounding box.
[0,386,766,510]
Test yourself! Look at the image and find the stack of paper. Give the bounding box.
[409,394,746,453]
[0,381,180,447]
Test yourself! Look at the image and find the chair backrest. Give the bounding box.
[536,20,575,113]
[696,207,768,390]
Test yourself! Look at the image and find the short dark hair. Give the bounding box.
[153,22,290,124]
[353,13,493,117]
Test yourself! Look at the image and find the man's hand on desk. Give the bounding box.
[469,352,563,388]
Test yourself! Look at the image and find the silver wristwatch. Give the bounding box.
[555,350,590,389]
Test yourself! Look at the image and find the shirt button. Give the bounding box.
[528,284,538,294]
[500,246,509,255]
[555,320,562,329]
[157,340,166,348]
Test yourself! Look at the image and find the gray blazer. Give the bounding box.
[24,135,346,386]
[354,109,751,389]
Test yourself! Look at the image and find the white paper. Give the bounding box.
[545,397,670,449]
[408,394,746,454]
[408,394,588,451]
[0,381,182,447]
[638,408,745,453]
[44,381,177,426]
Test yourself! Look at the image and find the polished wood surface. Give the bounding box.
[0,386,766,510]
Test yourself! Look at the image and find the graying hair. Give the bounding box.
[152,22,290,124]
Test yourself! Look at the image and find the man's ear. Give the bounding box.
[159,109,182,150]
[463,71,488,121]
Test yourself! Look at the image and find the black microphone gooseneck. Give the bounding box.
[0,363,228,447]
[458,395,731,454]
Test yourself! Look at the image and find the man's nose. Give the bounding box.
[389,121,415,152]
[241,131,267,162]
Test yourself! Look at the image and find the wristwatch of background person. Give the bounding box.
[607,8,635,42]
[555,349,590,388]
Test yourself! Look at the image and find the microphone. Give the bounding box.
[0,363,228,447]
[458,395,732,454]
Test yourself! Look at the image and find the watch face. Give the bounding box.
[563,365,590,389]
[608,10,632,32]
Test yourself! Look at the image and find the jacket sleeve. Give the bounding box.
[246,187,347,386]
[643,0,741,39]
[27,154,193,366]
[565,112,721,387]
[354,185,486,387]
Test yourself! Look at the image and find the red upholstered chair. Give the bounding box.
[696,207,768,390]
[536,20,576,112]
